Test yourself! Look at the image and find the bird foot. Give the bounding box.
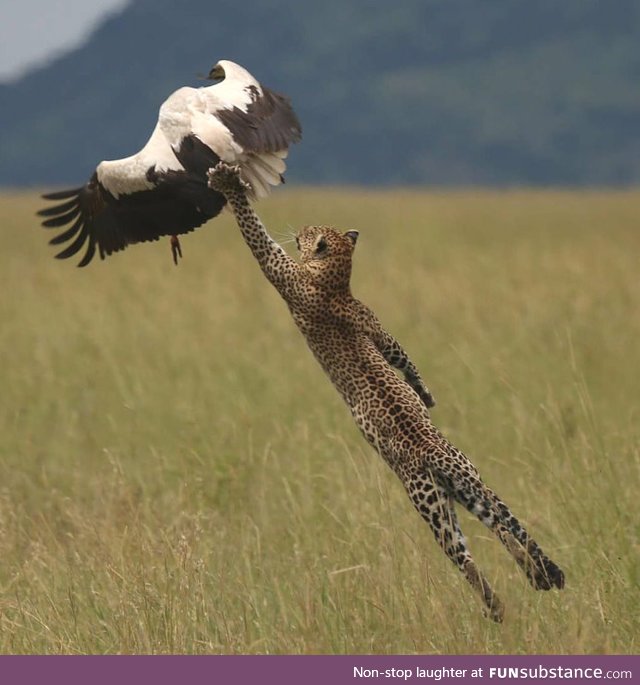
[170,235,182,265]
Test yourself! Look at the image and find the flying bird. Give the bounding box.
[38,60,302,266]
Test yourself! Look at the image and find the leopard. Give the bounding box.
[208,161,565,622]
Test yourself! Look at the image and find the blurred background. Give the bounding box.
[1,0,640,188]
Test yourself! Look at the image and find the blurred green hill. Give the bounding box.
[1,0,639,186]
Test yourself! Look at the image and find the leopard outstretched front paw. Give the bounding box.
[207,161,251,195]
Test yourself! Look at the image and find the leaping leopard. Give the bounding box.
[208,162,565,621]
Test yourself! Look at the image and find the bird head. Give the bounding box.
[207,62,226,82]
[206,60,258,88]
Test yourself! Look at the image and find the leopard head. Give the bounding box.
[295,225,359,292]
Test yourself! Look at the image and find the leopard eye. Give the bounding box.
[315,236,328,254]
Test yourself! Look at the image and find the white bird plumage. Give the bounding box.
[39,59,302,266]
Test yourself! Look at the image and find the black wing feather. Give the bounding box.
[216,86,302,154]
[38,198,78,217]
[48,216,83,245]
[42,187,84,201]
[41,206,81,227]
[54,224,91,260]
[77,239,97,268]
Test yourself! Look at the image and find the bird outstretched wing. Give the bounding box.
[39,167,226,267]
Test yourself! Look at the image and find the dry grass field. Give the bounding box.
[0,188,638,654]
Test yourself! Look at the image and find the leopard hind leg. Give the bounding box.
[438,455,565,591]
[473,489,564,591]
[404,469,505,622]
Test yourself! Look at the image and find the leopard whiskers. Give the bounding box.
[275,225,298,246]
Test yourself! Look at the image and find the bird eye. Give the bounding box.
[315,237,328,254]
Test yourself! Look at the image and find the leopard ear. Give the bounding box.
[345,230,359,245]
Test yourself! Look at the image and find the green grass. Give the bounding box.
[0,188,638,654]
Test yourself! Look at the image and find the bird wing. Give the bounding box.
[39,165,226,267]
[213,85,302,155]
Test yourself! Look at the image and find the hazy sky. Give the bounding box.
[0,0,129,81]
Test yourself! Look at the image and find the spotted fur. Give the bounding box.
[208,162,565,622]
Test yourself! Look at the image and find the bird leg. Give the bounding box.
[170,235,182,265]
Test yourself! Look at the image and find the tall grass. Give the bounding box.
[0,189,638,653]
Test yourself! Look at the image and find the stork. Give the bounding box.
[38,60,302,266]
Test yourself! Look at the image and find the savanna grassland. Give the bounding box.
[0,189,638,654]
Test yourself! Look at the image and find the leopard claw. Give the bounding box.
[208,161,249,193]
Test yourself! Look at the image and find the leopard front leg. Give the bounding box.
[207,162,302,302]
[379,335,435,409]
